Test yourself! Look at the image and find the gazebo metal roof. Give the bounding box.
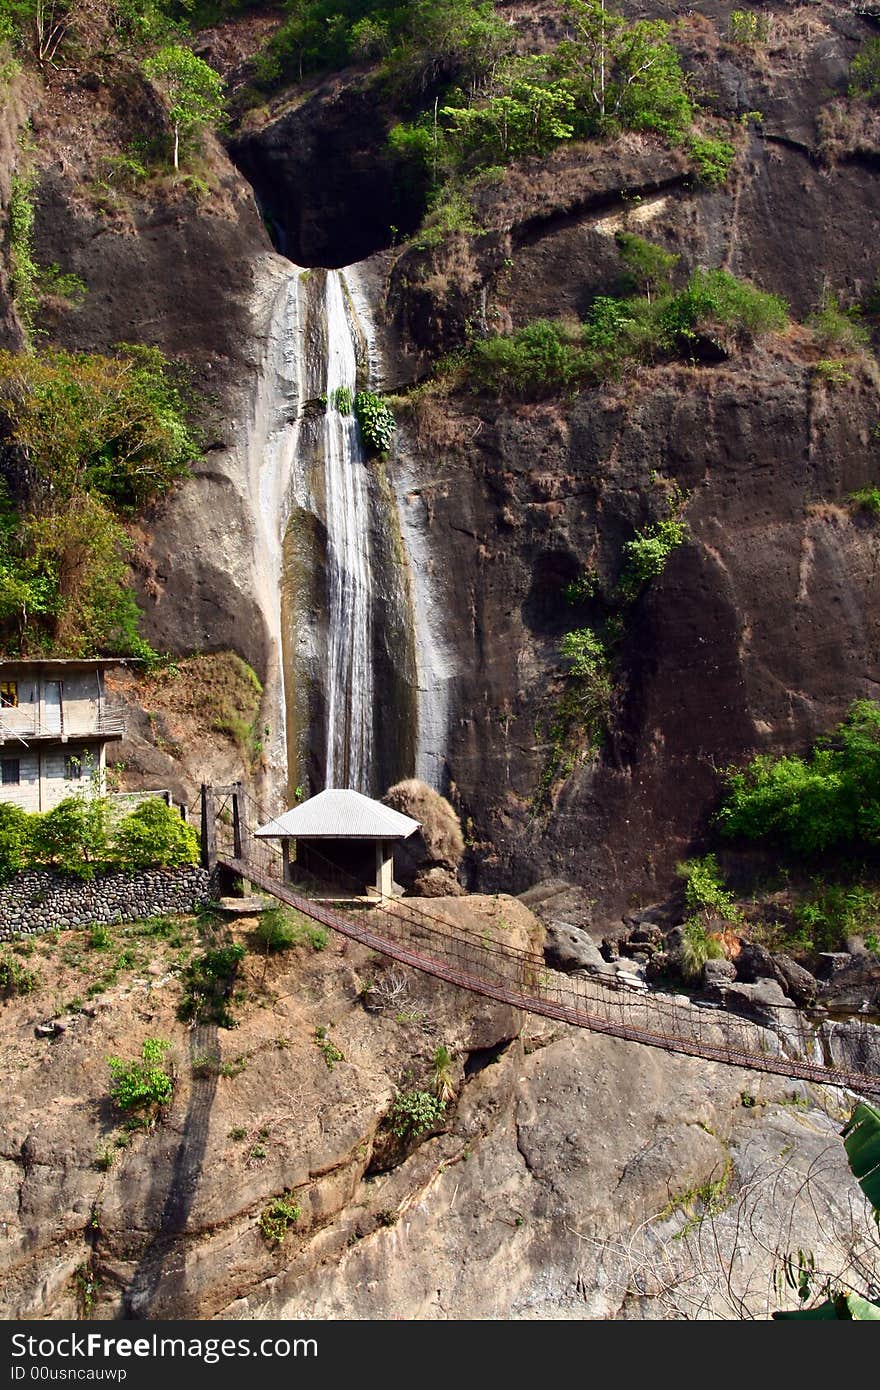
[255,788,420,841]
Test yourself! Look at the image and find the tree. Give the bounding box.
[556,0,692,138]
[142,45,225,170]
[615,230,678,304]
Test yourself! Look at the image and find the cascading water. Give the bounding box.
[322,270,374,791]
[256,258,435,801]
[248,262,305,797]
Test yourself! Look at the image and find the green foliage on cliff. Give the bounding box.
[388,1088,446,1139]
[464,263,788,398]
[142,45,225,169]
[178,942,246,1027]
[388,0,699,189]
[0,803,30,882]
[618,516,687,600]
[717,700,880,856]
[850,36,880,103]
[0,345,199,657]
[30,795,112,880]
[257,0,511,92]
[354,390,395,453]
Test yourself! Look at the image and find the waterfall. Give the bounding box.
[248,263,305,796]
[322,270,373,791]
[263,260,438,801]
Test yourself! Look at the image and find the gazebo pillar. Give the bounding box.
[375,839,394,898]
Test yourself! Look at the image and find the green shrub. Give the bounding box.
[465,269,787,398]
[716,700,880,856]
[255,907,328,952]
[0,950,38,997]
[8,174,38,336]
[468,320,586,397]
[851,36,880,103]
[563,570,599,603]
[88,923,113,951]
[615,232,678,302]
[849,487,880,515]
[794,884,880,955]
[618,516,687,600]
[388,1088,446,1140]
[659,268,788,344]
[354,390,396,454]
[809,294,869,354]
[112,798,200,871]
[814,359,853,386]
[559,626,608,682]
[259,1194,301,1246]
[727,10,770,46]
[255,907,298,951]
[689,135,736,187]
[0,802,30,882]
[313,1029,344,1070]
[411,189,482,249]
[0,342,199,658]
[30,797,110,881]
[178,943,245,1028]
[676,854,739,919]
[107,1038,173,1114]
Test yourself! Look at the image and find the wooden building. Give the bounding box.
[255,788,420,899]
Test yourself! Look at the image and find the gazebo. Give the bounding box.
[254,788,420,900]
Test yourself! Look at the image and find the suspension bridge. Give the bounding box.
[197,784,880,1098]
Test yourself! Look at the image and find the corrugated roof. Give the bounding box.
[255,788,420,840]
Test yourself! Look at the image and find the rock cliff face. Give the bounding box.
[1,902,872,1321]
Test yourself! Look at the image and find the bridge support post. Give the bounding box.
[232,782,249,861]
[200,784,216,870]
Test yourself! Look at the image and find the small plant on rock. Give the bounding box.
[259,1194,302,1246]
[313,1027,344,1071]
[431,1045,456,1102]
[107,1038,173,1117]
[388,1088,446,1141]
[354,391,396,454]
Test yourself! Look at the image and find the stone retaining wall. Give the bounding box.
[0,866,214,938]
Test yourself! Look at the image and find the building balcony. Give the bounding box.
[0,704,126,745]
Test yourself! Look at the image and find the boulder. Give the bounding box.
[723,978,790,1026]
[544,923,608,974]
[383,780,465,895]
[771,953,818,1007]
[736,940,778,983]
[702,958,737,990]
[816,952,880,1013]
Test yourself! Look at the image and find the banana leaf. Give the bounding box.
[774,1292,880,1320]
[842,1101,880,1218]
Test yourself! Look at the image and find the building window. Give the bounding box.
[64,754,83,781]
[1,758,20,786]
[0,681,18,708]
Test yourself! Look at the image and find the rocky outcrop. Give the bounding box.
[1,893,872,1322]
[383,778,465,894]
